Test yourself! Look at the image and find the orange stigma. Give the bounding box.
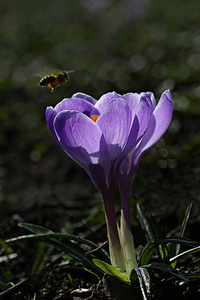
[91,115,99,122]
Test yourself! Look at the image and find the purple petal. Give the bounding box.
[118,90,172,178]
[95,91,121,113]
[118,153,133,177]
[145,92,156,108]
[46,107,59,142]
[135,90,173,156]
[97,98,132,159]
[136,93,154,139]
[72,92,97,105]
[123,93,140,116]
[54,98,99,117]
[119,93,154,160]
[54,110,110,175]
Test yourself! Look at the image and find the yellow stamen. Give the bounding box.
[91,115,99,122]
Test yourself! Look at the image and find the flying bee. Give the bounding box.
[39,70,74,92]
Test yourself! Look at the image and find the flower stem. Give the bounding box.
[119,178,138,275]
[102,188,125,272]
[119,177,132,230]
[120,210,138,275]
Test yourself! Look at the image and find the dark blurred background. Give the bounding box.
[0,0,200,239]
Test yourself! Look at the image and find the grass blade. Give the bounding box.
[170,245,200,264]
[131,267,151,300]
[139,238,197,267]
[136,204,155,244]
[150,215,169,264]
[168,202,193,266]
[11,222,109,260]
[144,262,189,282]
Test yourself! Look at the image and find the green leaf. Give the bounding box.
[46,239,104,277]
[130,267,151,300]
[144,262,189,282]
[18,222,53,234]
[169,202,193,267]
[136,204,155,244]
[139,238,197,267]
[186,273,200,280]
[84,267,101,282]
[93,259,131,285]
[179,202,193,239]
[8,222,109,260]
[136,205,170,264]
[170,245,200,264]
[6,232,109,261]
[150,215,169,264]
[6,223,106,277]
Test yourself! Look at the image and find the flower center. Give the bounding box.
[91,115,99,122]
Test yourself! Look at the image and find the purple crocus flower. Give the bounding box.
[118,90,173,230]
[45,90,172,272]
[46,91,154,189]
[116,90,173,274]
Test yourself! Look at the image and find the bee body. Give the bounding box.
[39,70,72,92]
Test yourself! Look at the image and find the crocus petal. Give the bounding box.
[119,90,173,178]
[54,111,108,163]
[123,93,140,116]
[53,111,111,187]
[119,93,153,161]
[95,91,121,113]
[72,92,97,105]
[135,93,154,139]
[146,92,156,108]
[135,90,173,156]
[54,98,100,117]
[96,98,132,159]
[46,107,59,143]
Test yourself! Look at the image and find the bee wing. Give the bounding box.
[66,70,75,74]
